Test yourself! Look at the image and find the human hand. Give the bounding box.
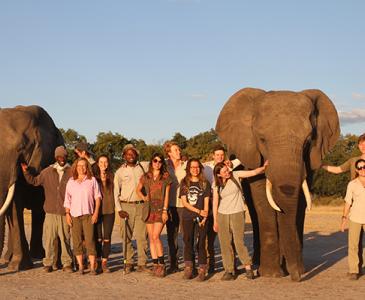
[224,160,233,168]
[199,210,208,218]
[199,218,207,227]
[213,222,218,233]
[263,160,269,168]
[340,217,347,232]
[66,213,72,227]
[91,212,98,224]
[162,211,168,224]
[118,210,129,219]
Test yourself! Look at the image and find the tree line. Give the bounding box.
[60,128,360,199]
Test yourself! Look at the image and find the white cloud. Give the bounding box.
[351,93,365,100]
[339,109,365,124]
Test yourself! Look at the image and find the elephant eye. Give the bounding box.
[260,138,266,144]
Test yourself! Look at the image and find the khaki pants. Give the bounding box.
[217,211,252,274]
[71,215,96,256]
[348,220,365,274]
[43,213,72,267]
[120,202,148,266]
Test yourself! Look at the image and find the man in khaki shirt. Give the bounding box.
[114,144,149,273]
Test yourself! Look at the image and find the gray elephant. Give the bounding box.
[216,88,339,281]
[0,105,64,270]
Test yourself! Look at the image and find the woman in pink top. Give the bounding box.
[64,158,101,275]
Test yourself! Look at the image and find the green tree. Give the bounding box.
[172,132,187,150]
[184,129,220,161]
[312,134,360,197]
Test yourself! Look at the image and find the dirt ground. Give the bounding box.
[1,206,365,300]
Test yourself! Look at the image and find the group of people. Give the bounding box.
[21,133,365,281]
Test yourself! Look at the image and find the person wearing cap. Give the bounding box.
[114,144,150,273]
[74,142,96,166]
[21,146,73,273]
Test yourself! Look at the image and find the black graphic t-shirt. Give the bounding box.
[180,180,211,220]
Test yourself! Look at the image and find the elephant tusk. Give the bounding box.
[0,183,15,216]
[265,179,282,212]
[302,179,312,211]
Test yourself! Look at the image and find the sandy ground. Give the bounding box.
[1,206,365,300]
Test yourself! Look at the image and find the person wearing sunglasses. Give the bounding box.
[136,153,172,277]
[340,159,365,280]
[322,133,365,180]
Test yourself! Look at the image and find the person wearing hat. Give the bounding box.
[74,142,96,166]
[114,144,150,273]
[21,146,73,273]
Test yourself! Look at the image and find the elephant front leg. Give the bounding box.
[250,180,282,277]
[7,200,33,271]
[277,207,304,281]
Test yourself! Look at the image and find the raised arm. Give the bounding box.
[21,163,44,186]
[235,160,268,179]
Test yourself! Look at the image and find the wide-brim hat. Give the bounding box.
[122,144,139,156]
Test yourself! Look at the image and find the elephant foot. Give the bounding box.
[290,271,301,282]
[258,267,283,278]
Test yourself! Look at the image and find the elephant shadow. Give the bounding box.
[301,230,361,281]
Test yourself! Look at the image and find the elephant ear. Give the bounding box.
[301,89,340,170]
[216,88,266,169]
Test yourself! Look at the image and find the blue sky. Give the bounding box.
[1,0,364,143]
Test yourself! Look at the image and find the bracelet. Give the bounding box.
[162,207,168,211]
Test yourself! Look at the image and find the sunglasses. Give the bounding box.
[356,165,365,171]
[153,159,163,164]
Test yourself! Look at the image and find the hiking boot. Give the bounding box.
[349,273,359,280]
[43,266,53,273]
[183,262,193,280]
[151,264,158,276]
[167,264,179,274]
[124,264,134,274]
[62,265,73,273]
[155,264,166,278]
[101,260,111,273]
[197,265,207,281]
[221,272,235,281]
[245,269,254,280]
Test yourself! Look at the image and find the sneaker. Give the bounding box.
[245,269,254,280]
[221,272,235,281]
[43,266,53,273]
[349,273,359,280]
[62,266,73,273]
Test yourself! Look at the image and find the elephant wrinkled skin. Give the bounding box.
[216,88,340,281]
[0,105,63,271]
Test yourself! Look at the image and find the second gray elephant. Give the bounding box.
[216,88,339,281]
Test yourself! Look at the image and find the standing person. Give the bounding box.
[180,158,211,281]
[136,153,172,277]
[322,133,365,180]
[21,146,73,273]
[164,141,187,273]
[114,144,149,273]
[203,145,241,273]
[212,161,268,280]
[94,155,115,273]
[74,142,96,166]
[64,158,101,275]
[340,159,365,280]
